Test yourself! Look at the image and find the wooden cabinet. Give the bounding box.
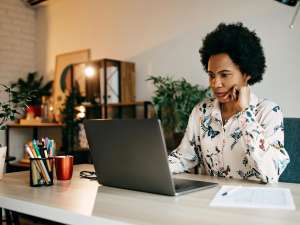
[70,58,136,118]
[85,101,154,120]
[74,59,134,99]
[62,59,140,152]
[120,61,136,103]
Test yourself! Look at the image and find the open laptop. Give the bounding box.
[84,119,217,196]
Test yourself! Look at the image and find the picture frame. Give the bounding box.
[52,49,91,116]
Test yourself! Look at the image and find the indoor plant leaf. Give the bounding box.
[148,75,210,149]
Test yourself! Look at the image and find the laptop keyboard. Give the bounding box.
[174,178,199,191]
[173,178,217,193]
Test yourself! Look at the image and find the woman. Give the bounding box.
[168,22,290,183]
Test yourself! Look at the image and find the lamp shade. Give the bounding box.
[275,0,298,7]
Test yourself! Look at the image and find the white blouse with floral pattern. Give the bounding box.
[168,92,290,183]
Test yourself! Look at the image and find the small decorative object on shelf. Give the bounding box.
[41,96,55,122]
[78,123,89,149]
[0,146,7,179]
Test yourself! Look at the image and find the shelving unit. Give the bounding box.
[60,59,157,157]
[72,58,136,117]
[5,123,62,172]
[85,101,154,119]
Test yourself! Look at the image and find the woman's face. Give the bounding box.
[207,53,249,103]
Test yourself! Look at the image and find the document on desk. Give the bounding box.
[210,185,295,210]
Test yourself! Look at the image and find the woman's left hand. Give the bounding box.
[225,85,250,112]
[234,85,250,112]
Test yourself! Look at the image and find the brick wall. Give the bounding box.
[0,0,36,85]
[0,0,36,153]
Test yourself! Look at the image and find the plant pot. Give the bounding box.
[0,146,7,179]
[26,105,41,118]
[174,132,184,147]
[164,131,184,153]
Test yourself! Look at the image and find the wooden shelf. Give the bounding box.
[5,123,63,173]
[6,161,30,173]
[83,101,152,107]
[83,101,154,120]
[7,123,62,128]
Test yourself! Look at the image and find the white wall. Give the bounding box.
[37,0,300,117]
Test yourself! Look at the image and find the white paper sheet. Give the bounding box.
[210,185,295,210]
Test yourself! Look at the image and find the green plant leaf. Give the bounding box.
[10,72,53,106]
[148,75,209,134]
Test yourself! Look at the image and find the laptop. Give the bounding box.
[84,119,217,196]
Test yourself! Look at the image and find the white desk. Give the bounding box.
[0,164,299,225]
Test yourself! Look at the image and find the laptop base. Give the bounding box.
[174,178,218,196]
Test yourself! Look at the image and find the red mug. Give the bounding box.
[55,155,74,180]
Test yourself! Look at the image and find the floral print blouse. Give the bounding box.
[168,91,290,183]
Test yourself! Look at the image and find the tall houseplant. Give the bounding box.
[147,75,210,150]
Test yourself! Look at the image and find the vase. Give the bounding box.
[0,146,7,179]
[26,105,41,118]
[164,131,183,153]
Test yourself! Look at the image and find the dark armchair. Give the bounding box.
[279,118,300,183]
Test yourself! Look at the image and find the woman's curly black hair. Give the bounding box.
[199,22,266,85]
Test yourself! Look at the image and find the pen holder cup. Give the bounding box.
[30,157,54,187]
[54,155,74,180]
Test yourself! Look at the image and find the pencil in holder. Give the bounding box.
[30,157,54,187]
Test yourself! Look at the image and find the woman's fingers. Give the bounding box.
[232,86,237,100]
[223,86,237,101]
[222,85,243,102]
[238,86,250,110]
[224,92,231,100]
[232,85,239,101]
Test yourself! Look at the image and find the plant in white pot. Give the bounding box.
[0,84,33,178]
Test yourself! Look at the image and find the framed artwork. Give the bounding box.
[52,49,91,116]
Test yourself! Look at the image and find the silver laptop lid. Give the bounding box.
[84,119,176,196]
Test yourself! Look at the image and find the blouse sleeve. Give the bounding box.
[238,103,290,183]
[168,106,202,174]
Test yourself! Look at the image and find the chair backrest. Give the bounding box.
[279,118,300,183]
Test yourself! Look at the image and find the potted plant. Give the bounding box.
[11,72,53,117]
[147,75,210,150]
[0,84,33,129]
[0,84,33,178]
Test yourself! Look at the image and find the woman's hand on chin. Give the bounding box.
[223,85,250,112]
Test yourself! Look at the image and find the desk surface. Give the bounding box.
[0,164,299,225]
